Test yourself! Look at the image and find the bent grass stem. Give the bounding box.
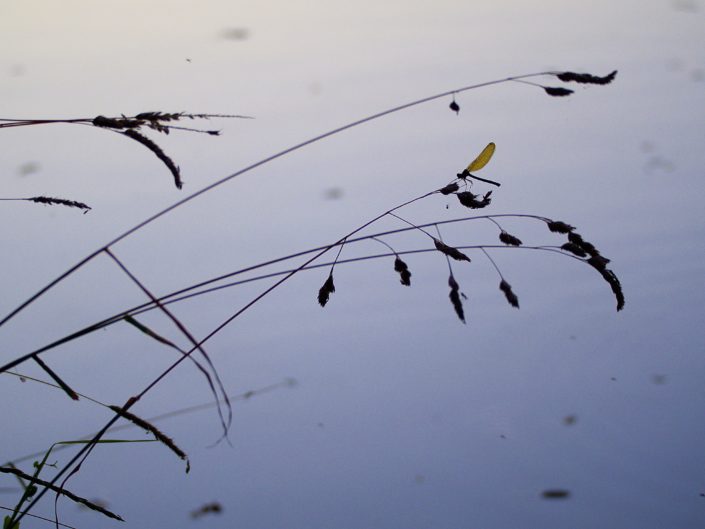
[0,72,555,330]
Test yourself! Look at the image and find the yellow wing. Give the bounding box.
[466,142,495,172]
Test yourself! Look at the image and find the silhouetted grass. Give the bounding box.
[0,69,621,527]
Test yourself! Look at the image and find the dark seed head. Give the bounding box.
[499,280,519,308]
[394,257,412,286]
[587,255,611,271]
[589,264,625,311]
[434,239,471,262]
[544,86,574,97]
[457,190,492,209]
[561,242,587,257]
[439,182,460,195]
[448,275,466,323]
[547,220,575,233]
[317,274,336,307]
[567,232,602,258]
[29,196,91,212]
[556,70,617,85]
[499,231,522,246]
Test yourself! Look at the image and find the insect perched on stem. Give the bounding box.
[456,142,501,187]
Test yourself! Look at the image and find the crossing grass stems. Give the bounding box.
[0,69,620,528]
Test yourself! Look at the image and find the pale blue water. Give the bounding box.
[1,1,704,528]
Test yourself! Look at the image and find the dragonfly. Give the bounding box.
[457,142,501,187]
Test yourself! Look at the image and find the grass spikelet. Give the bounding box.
[499,231,522,246]
[544,87,574,97]
[556,70,617,85]
[560,242,587,257]
[317,274,335,307]
[456,190,492,209]
[567,232,598,255]
[108,405,190,472]
[393,257,412,286]
[29,196,91,212]
[447,275,466,323]
[434,239,471,262]
[584,257,624,310]
[587,255,611,271]
[499,279,520,308]
[121,129,182,189]
[0,467,123,521]
[92,111,246,136]
[546,220,575,233]
[439,182,459,195]
[91,115,139,129]
[599,268,625,311]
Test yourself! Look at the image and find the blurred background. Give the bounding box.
[1,1,704,528]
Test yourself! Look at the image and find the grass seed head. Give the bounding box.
[92,115,140,129]
[567,232,600,256]
[393,257,412,286]
[456,190,492,209]
[547,220,576,233]
[122,129,183,189]
[434,239,471,262]
[109,405,190,472]
[556,70,617,85]
[587,254,611,271]
[448,275,466,323]
[600,268,625,311]
[560,242,587,257]
[439,182,460,195]
[317,274,336,307]
[29,196,91,212]
[499,231,523,246]
[499,279,520,308]
[544,87,574,97]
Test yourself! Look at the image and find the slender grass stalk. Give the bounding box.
[0,213,592,376]
[3,370,109,407]
[0,71,605,330]
[0,504,77,528]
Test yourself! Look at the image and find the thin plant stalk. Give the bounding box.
[0,72,564,330]
[0,214,573,375]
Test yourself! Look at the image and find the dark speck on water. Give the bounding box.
[542,489,571,500]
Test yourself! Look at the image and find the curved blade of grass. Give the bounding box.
[0,467,122,522]
[0,505,77,529]
[30,356,78,401]
[123,315,177,347]
[0,71,575,331]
